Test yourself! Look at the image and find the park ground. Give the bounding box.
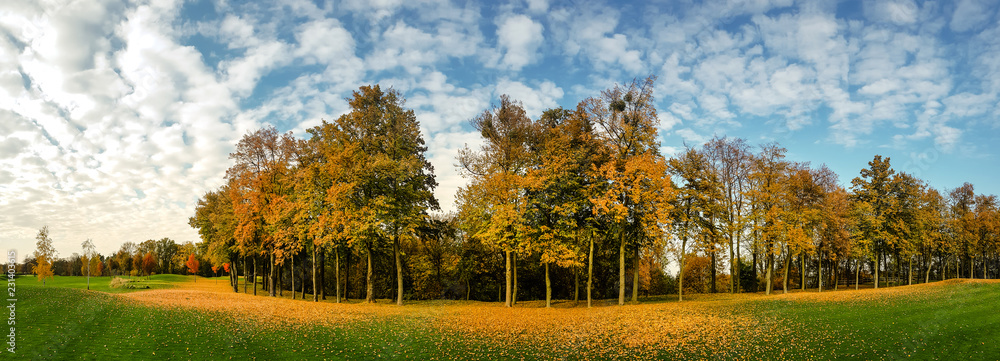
[11,274,999,360]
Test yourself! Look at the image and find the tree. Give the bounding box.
[116,242,136,278]
[190,187,240,292]
[746,143,789,295]
[82,239,96,290]
[228,126,297,297]
[587,76,673,305]
[142,252,156,279]
[186,254,200,276]
[324,85,439,305]
[32,226,56,285]
[850,155,896,288]
[704,137,751,293]
[458,95,536,308]
[669,146,721,300]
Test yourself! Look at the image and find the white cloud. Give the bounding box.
[496,15,544,71]
[494,78,564,119]
[864,0,920,25]
[950,0,995,33]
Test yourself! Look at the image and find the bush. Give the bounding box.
[109,277,149,289]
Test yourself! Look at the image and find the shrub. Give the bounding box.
[109,277,149,289]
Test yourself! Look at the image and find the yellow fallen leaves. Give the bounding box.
[117,277,998,359]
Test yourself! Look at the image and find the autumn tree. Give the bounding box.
[32,226,56,285]
[973,194,997,279]
[142,252,156,279]
[458,95,536,308]
[82,239,96,290]
[186,254,200,276]
[115,242,136,278]
[704,137,751,293]
[746,143,790,295]
[313,85,439,305]
[190,186,240,292]
[526,107,591,308]
[228,126,297,296]
[668,146,721,300]
[587,76,673,305]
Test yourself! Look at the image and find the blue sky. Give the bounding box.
[1,0,998,259]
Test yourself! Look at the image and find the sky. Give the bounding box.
[2,0,999,261]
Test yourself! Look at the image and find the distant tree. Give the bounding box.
[142,252,156,279]
[96,260,105,277]
[32,226,56,285]
[187,254,200,277]
[82,239,96,290]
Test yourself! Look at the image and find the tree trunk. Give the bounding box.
[510,252,517,305]
[817,253,823,292]
[736,231,742,293]
[782,247,790,294]
[291,253,296,299]
[505,250,512,307]
[729,232,735,294]
[270,253,276,297]
[970,256,974,279]
[313,244,318,302]
[253,257,258,295]
[334,248,340,303]
[320,247,326,300]
[855,258,859,290]
[874,253,880,289]
[545,262,551,308]
[908,256,912,286]
[619,232,626,306]
[366,243,374,303]
[632,244,640,302]
[512,252,518,305]
[587,233,594,308]
[345,249,351,301]
[834,259,839,290]
[680,236,688,300]
[765,252,773,295]
[243,256,248,293]
[926,256,932,284]
[395,235,404,306]
[801,253,806,290]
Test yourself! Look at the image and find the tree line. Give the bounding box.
[23,230,221,283]
[26,78,1000,307]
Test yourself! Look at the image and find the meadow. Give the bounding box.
[12,274,999,360]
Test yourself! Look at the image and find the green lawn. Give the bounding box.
[12,275,544,360]
[10,275,999,360]
[24,274,195,293]
[754,281,1000,360]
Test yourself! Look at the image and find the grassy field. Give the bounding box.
[10,274,999,360]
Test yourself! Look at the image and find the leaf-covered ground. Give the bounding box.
[17,275,1000,360]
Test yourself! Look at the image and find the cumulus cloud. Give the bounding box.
[496,14,544,71]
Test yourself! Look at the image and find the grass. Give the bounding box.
[753,280,1000,360]
[26,274,191,293]
[11,274,1000,360]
